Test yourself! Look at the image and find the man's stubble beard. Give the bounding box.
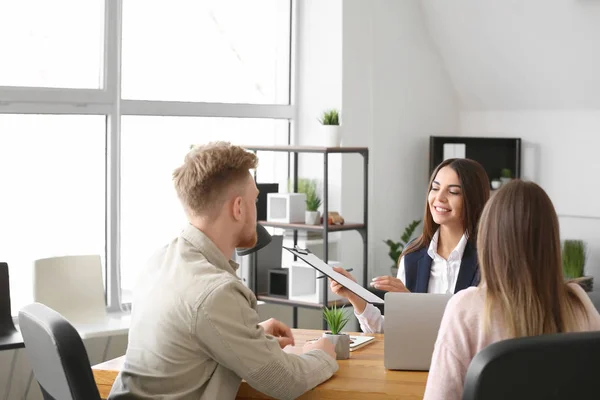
[236,226,257,249]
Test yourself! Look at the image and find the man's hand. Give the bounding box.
[329,267,367,314]
[303,337,336,360]
[369,275,410,292]
[259,318,295,348]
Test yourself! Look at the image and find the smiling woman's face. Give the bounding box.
[427,166,464,229]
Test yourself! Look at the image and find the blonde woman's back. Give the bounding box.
[423,283,600,400]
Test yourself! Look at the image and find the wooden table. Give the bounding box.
[93,329,428,399]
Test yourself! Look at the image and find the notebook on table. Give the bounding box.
[349,335,375,351]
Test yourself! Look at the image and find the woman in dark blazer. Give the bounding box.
[331,158,490,333]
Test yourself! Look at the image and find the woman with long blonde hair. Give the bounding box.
[424,180,600,400]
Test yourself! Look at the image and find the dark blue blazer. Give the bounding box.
[403,241,480,293]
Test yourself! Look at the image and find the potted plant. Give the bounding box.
[322,304,350,359]
[500,168,512,186]
[383,220,421,277]
[293,179,322,225]
[563,239,593,292]
[318,108,341,147]
[303,179,322,225]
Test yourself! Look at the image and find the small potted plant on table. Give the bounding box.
[322,304,350,359]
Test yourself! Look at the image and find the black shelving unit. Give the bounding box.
[429,136,522,180]
[245,145,369,329]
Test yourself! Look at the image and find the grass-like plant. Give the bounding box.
[501,168,512,178]
[383,220,421,269]
[563,240,586,279]
[318,109,340,126]
[323,304,350,335]
[292,178,322,212]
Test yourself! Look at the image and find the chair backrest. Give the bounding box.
[587,291,600,313]
[33,255,106,323]
[462,330,600,400]
[0,262,17,334]
[18,302,101,400]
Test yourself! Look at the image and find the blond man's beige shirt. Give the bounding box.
[424,283,600,400]
[109,224,338,400]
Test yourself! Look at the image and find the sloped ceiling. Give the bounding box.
[420,0,600,110]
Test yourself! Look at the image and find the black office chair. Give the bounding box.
[18,302,102,400]
[0,262,24,350]
[588,291,600,313]
[462,330,600,400]
[1,262,25,400]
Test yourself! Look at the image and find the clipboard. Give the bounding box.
[283,246,384,305]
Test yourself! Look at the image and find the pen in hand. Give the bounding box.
[316,268,353,279]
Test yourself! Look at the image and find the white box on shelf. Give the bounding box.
[443,143,466,160]
[267,193,306,223]
[288,260,343,304]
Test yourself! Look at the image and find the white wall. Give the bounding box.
[460,111,600,282]
[340,0,459,280]
[421,0,600,110]
[294,0,343,215]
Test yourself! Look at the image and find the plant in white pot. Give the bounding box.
[303,180,322,225]
[318,108,341,147]
[500,168,512,186]
[322,304,350,360]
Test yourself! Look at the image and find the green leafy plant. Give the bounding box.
[501,168,512,178]
[563,240,586,279]
[323,304,350,335]
[318,109,340,126]
[291,178,322,212]
[383,220,422,269]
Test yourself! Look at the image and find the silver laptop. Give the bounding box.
[384,292,452,371]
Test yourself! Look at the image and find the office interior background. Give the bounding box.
[1,0,600,398]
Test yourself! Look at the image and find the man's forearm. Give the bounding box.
[245,350,338,400]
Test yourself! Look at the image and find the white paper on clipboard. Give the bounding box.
[283,246,384,305]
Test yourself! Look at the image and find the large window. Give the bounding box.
[122,0,291,103]
[0,1,294,313]
[0,115,106,314]
[0,0,105,89]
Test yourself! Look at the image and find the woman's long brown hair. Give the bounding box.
[478,180,586,337]
[403,158,490,257]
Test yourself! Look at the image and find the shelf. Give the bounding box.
[257,295,350,310]
[243,145,368,155]
[259,221,365,232]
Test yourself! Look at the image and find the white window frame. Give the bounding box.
[0,0,297,312]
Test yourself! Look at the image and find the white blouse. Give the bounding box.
[355,230,468,333]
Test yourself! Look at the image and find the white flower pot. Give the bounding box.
[500,177,512,186]
[322,125,341,147]
[305,210,321,225]
[491,180,502,190]
[322,332,350,360]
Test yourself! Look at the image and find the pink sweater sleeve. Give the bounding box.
[423,289,478,400]
[423,343,468,400]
